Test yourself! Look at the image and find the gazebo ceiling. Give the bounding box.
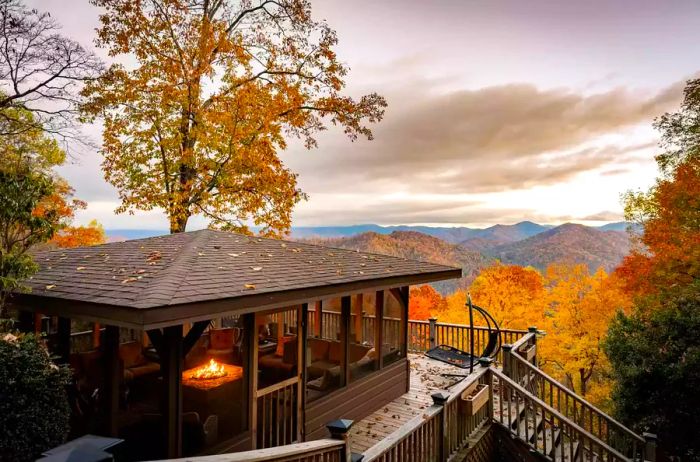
[16,229,461,328]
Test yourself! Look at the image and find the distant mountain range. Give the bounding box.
[486,223,632,272]
[306,231,493,294]
[105,222,638,291]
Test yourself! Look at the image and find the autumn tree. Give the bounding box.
[467,263,546,329]
[409,285,446,321]
[50,219,106,249]
[83,0,386,235]
[0,0,103,139]
[539,264,630,405]
[605,80,700,458]
[0,108,102,316]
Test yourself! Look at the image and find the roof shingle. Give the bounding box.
[24,229,461,310]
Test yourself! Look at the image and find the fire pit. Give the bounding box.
[182,359,243,390]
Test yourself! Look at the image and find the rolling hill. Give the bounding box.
[459,221,551,251]
[487,223,631,272]
[307,231,494,294]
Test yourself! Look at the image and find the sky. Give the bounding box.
[27,0,700,230]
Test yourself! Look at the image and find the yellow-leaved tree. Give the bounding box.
[83,0,386,235]
[467,263,546,329]
[539,263,631,406]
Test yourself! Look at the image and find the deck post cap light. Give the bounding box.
[327,419,354,435]
[431,391,450,405]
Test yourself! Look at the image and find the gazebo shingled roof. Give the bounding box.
[16,229,461,328]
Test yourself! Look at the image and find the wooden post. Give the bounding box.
[528,326,538,366]
[102,325,120,437]
[340,296,351,386]
[298,303,308,441]
[432,391,450,462]
[643,432,657,462]
[375,291,384,370]
[353,294,363,343]
[56,316,71,364]
[162,325,183,458]
[314,301,322,338]
[428,317,438,350]
[326,419,354,462]
[478,358,495,421]
[92,323,101,349]
[34,312,43,334]
[248,313,259,449]
[502,344,513,378]
[400,286,409,358]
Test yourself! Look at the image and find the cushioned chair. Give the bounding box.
[120,341,160,383]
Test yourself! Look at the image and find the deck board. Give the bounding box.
[349,354,478,454]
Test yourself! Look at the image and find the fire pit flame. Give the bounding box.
[190,359,228,380]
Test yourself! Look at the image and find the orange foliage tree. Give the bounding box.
[539,264,631,404]
[50,219,106,249]
[617,157,700,299]
[408,285,446,321]
[467,263,546,329]
[83,0,386,235]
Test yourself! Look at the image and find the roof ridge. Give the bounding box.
[135,230,211,308]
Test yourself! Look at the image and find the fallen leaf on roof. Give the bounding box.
[251,266,262,271]
[146,251,162,263]
[45,284,56,290]
[292,248,301,253]
[228,253,239,257]
[122,277,137,284]
[76,267,86,271]
[244,283,256,289]
[198,252,205,256]
[280,243,287,248]
[135,269,146,274]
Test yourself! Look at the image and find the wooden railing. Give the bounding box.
[504,336,645,460]
[362,364,492,462]
[492,367,630,462]
[155,439,347,462]
[408,319,528,364]
[256,377,301,449]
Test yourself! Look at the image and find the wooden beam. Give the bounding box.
[162,325,183,458]
[340,296,351,387]
[375,291,384,370]
[182,320,210,357]
[10,268,462,330]
[102,325,120,437]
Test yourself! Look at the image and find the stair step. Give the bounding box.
[532,427,561,457]
[511,406,543,443]
[553,440,580,462]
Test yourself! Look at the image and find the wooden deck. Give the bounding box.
[349,353,479,454]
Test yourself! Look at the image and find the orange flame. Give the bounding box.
[190,359,228,380]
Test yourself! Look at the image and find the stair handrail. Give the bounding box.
[490,367,631,462]
[507,344,645,454]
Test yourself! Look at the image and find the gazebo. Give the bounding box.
[12,229,461,460]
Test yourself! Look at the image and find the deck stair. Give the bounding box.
[493,334,647,462]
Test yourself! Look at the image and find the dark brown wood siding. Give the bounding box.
[304,359,409,441]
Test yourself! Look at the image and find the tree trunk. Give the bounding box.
[169,215,189,234]
[579,368,587,396]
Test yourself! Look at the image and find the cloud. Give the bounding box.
[580,211,624,221]
[287,79,684,195]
